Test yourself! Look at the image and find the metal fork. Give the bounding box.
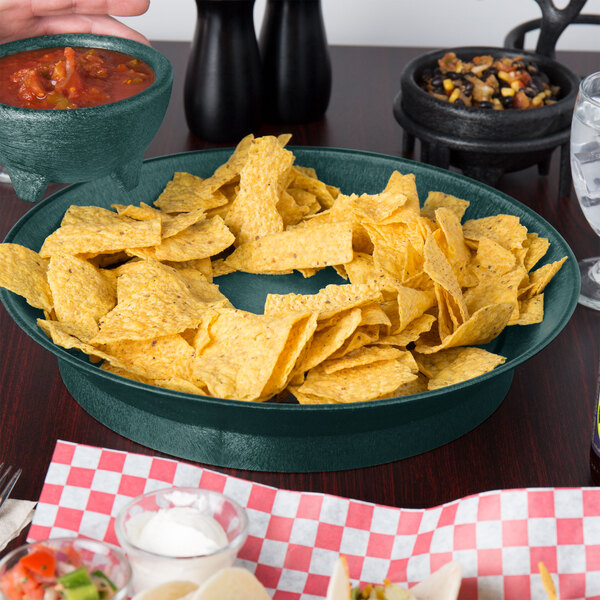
[0,463,21,511]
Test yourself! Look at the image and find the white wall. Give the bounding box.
[117,0,600,51]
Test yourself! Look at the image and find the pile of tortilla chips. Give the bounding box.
[0,134,567,404]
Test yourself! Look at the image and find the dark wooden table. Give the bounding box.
[2,43,600,541]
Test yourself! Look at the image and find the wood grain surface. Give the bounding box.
[1,45,599,544]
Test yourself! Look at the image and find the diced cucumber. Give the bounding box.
[91,570,117,599]
[61,583,100,600]
[57,567,99,600]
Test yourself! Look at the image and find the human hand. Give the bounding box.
[0,0,151,46]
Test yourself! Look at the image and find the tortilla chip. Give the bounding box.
[322,345,404,374]
[40,216,161,258]
[191,308,312,401]
[510,294,545,325]
[153,172,227,214]
[519,257,567,299]
[383,171,420,215]
[464,266,526,316]
[152,216,235,261]
[211,259,236,278]
[424,347,506,390]
[420,191,469,221]
[377,313,437,347]
[292,357,418,403]
[424,235,468,332]
[290,165,338,209]
[434,207,475,287]
[327,324,381,358]
[92,261,209,343]
[350,179,411,224]
[296,307,363,373]
[154,136,253,213]
[61,205,125,227]
[101,363,206,395]
[277,190,309,227]
[265,282,382,319]
[393,285,436,333]
[471,237,517,280]
[522,233,550,272]
[287,187,321,217]
[47,253,116,334]
[164,258,213,282]
[0,244,52,312]
[415,302,514,353]
[226,222,353,273]
[463,214,528,251]
[225,136,293,245]
[359,302,392,329]
[260,312,318,398]
[36,318,152,379]
[174,268,231,306]
[102,334,196,381]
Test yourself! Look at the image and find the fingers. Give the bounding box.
[29,0,150,17]
[32,14,151,45]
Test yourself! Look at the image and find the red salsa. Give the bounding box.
[0,46,155,109]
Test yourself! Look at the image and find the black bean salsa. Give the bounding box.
[419,52,560,110]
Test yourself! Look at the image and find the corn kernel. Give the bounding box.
[443,78,454,92]
[510,80,524,91]
[497,71,511,82]
[448,88,460,103]
[532,92,545,106]
[501,87,515,97]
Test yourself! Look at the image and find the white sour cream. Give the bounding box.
[126,507,228,557]
[122,504,238,593]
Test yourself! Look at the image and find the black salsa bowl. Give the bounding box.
[397,46,580,143]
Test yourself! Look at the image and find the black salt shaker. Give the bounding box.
[259,0,331,124]
[184,0,262,142]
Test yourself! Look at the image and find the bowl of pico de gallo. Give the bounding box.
[0,537,132,600]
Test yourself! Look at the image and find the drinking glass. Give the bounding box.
[570,71,600,310]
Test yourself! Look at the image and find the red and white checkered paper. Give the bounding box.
[28,441,600,600]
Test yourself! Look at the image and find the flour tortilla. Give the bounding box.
[132,581,198,600]
[191,567,271,600]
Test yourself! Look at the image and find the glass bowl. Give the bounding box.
[0,537,132,600]
[115,487,248,593]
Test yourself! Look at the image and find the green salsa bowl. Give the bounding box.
[0,34,173,203]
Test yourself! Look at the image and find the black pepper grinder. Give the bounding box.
[259,0,331,124]
[184,0,262,143]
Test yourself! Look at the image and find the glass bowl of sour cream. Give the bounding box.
[114,487,248,594]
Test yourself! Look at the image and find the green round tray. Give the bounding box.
[0,148,580,472]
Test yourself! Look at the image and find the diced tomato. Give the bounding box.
[0,561,51,600]
[23,588,44,600]
[63,544,83,568]
[18,551,56,578]
[18,572,41,596]
[514,90,531,109]
[0,575,23,600]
